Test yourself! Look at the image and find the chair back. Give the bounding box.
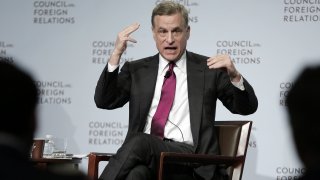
[215,121,252,180]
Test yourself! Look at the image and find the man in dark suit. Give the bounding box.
[286,66,320,180]
[94,1,258,180]
[0,59,87,180]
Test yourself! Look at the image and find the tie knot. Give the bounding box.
[165,62,175,78]
[168,62,175,71]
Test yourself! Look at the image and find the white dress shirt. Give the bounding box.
[143,52,194,145]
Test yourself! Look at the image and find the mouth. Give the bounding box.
[164,47,177,52]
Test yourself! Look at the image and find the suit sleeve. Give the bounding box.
[217,71,258,115]
[94,62,131,109]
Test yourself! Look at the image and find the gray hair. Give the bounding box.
[151,1,189,28]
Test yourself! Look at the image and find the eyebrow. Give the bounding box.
[158,27,183,31]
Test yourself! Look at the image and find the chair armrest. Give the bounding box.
[160,152,244,166]
[158,152,244,180]
[87,152,114,180]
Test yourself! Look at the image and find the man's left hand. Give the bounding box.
[207,54,241,82]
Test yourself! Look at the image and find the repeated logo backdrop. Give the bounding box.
[1,0,320,179]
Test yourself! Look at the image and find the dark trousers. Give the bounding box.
[99,133,195,180]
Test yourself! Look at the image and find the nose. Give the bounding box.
[165,32,174,44]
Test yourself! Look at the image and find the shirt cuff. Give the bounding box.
[108,63,119,72]
[231,76,245,91]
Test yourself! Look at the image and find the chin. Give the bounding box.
[165,57,178,61]
[163,54,179,61]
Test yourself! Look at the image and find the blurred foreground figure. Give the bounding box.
[0,58,87,180]
[286,65,320,180]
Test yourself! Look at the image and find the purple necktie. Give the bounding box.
[151,62,176,138]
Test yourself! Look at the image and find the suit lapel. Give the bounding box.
[135,52,205,142]
[138,55,159,131]
[186,52,205,148]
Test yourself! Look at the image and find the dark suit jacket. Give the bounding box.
[95,51,258,179]
[0,145,87,180]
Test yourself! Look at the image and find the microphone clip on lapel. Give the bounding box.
[164,70,171,78]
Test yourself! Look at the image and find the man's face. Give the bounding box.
[152,13,190,61]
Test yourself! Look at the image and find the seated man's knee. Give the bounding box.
[120,133,163,166]
[125,133,153,151]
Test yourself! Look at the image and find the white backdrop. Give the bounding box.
[1,0,320,179]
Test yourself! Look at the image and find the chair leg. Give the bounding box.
[87,152,113,180]
[88,153,99,180]
[157,152,165,180]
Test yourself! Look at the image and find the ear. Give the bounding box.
[152,26,156,41]
[186,26,190,40]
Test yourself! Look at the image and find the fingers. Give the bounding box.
[207,54,231,69]
[125,37,137,43]
[122,22,140,36]
[113,23,140,56]
[120,22,140,43]
[207,54,240,81]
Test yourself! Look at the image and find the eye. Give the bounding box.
[157,29,167,37]
[172,29,183,36]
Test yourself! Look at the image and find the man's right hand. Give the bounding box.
[109,23,140,65]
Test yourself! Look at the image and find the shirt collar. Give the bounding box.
[158,51,187,75]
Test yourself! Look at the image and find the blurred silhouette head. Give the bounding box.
[286,65,320,169]
[0,58,38,148]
